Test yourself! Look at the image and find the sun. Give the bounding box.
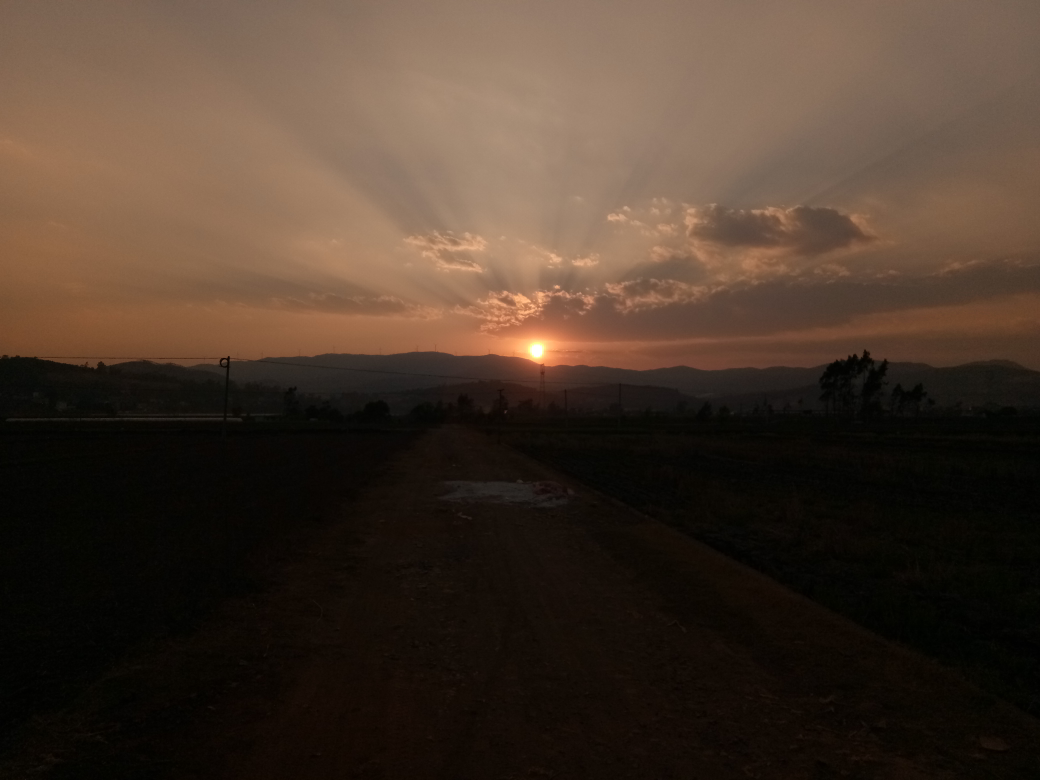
[529,343,544,359]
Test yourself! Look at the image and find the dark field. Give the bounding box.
[4,420,1040,778]
[0,427,414,750]
[504,418,1040,714]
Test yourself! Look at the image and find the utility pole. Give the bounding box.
[220,356,231,440]
[564,388,568,421]
[539,363,545,409]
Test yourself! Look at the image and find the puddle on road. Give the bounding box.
[440,480,572,508]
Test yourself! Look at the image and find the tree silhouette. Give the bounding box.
[890,382,929,416]
[305,401,345,423]
[860,356,889,417]
[283,386,300,417]
[456,393,475,419]
[819,350,888,417]
[515,398,536,415]
[356,399,390,421]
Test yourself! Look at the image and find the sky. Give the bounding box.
[3,1,1040,369]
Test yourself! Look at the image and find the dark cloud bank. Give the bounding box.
[686,204,874,255]
[475,258,1040,341]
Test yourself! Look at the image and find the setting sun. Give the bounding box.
[529,343,544,359]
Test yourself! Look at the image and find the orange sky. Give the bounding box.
[3,2,1040,369]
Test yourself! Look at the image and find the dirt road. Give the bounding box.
[159,424,1035,780]
[30,424,1031,779]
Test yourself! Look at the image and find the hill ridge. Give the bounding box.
[174,352,1040,408]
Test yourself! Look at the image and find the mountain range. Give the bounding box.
[167,353,1040,410]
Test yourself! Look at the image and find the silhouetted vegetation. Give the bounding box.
[515,398,537,415]
[353,399,391,422]
[890,382,931,416]
[0,357,286,418]
[305,401,345,423]
[9,357,1040,425]
[819,350,890,417]
[283,386,301,417]
[0,358,410,427]
[456,393,475,419]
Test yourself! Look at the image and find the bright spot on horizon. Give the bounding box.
[529,343,544,359]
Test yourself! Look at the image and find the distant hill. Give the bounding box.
[906,361,1039,408]
[5,354,1040,416]
[664,362,1040,412]
[188,352,544,394]
[187,352,829,397]
[110,360,225,383]
[180,352,1040,410]
[0,357,282,417]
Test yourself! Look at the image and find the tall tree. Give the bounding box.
[860,357,889,417]
[818,350,888,417]
[890,382,929,416]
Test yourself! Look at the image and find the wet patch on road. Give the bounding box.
[440,480,572,507]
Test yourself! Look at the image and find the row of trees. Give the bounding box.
[281,358,932,423]
[819,351,931,417]
[282,387,487,424]
[283,386,392,423]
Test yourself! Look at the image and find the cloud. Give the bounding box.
[464,290,541,331]
[523,242,599,268]
[468,278,705,333]
[571,254,600,268]
[274,292,435,317]
[543,250,565,267]
[685,204,873,256]
[622,247,707,283]
[606,202,874,285]
[605,208,661,237]
[468,257,1040,341]
[467,288,593,332]
[158,268,436,319]
[603,278,706,313]
[814,263,851,278]
[404,230,487,272]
